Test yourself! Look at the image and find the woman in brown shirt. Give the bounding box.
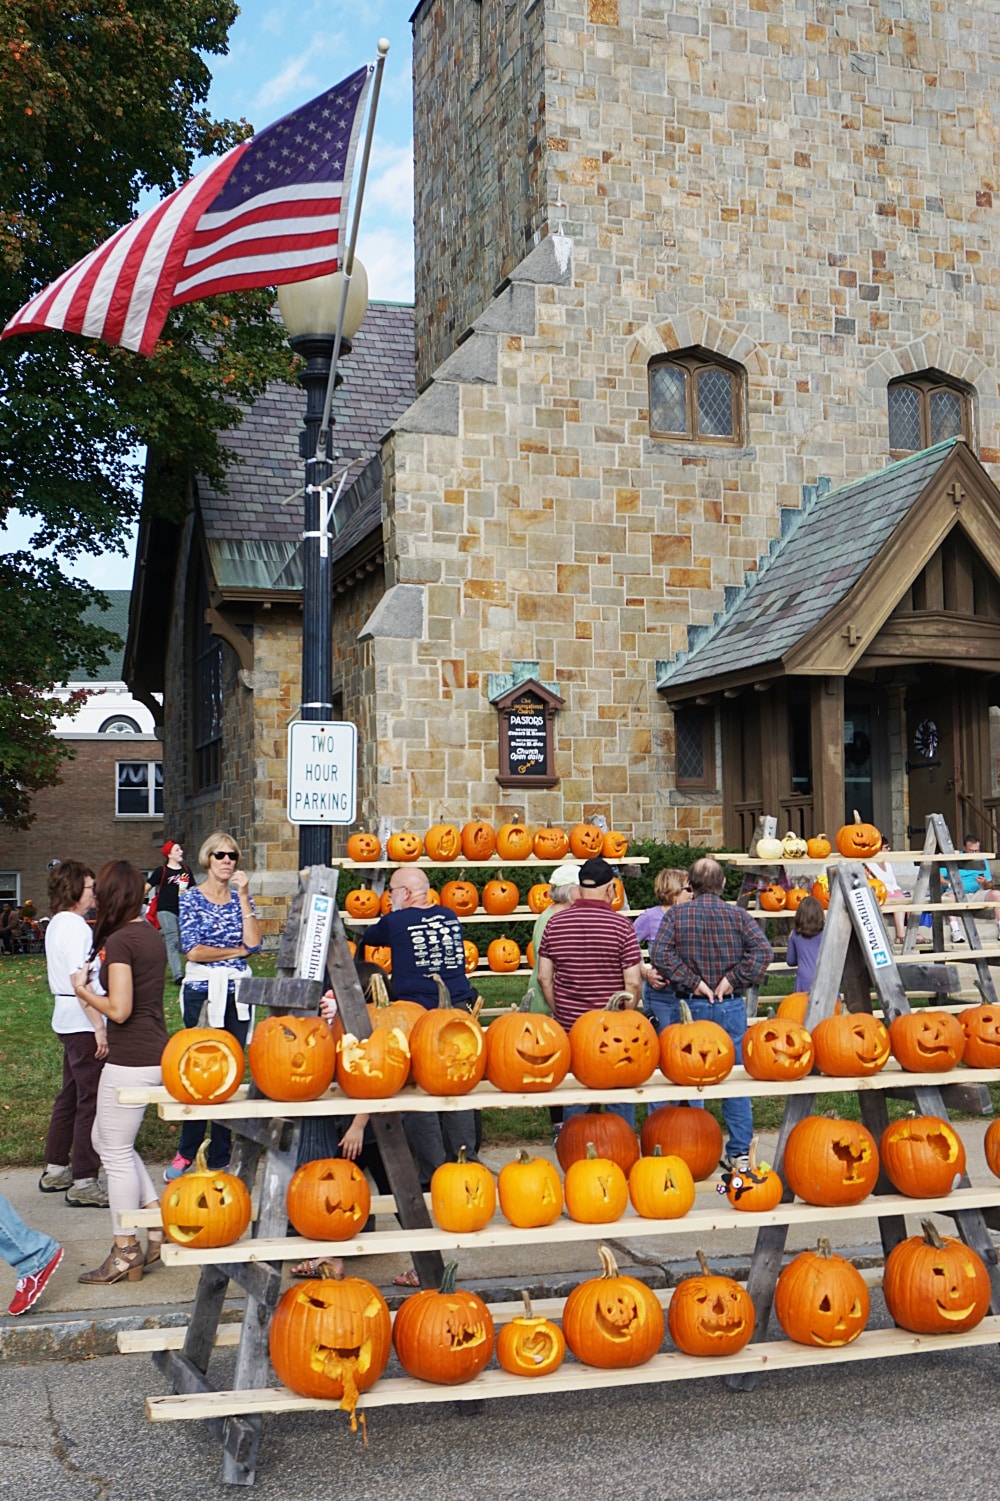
[72,860,168,1285]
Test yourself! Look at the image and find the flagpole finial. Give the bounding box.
[378,38,390,56]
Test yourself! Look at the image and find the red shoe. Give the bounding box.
[8,1245,63,1316]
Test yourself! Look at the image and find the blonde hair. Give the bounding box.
[198,830,242,871]
[653,867,689,907]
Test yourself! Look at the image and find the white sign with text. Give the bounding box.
[287,721,357,825]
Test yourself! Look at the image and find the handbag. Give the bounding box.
[145,885,161,929]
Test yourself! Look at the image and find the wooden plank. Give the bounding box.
[239,977,324,1012]
[331,856,650,870]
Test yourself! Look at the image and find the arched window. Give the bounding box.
[888,371,972,456]
[649,348,745,445]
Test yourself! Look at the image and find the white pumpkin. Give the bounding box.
[782,832,808,859]
[756,837,783,861]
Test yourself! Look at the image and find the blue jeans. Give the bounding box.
[645,994,752,1161]
[158,910,183,983]
[177,989,250,1169]
[0,1191,60,1278]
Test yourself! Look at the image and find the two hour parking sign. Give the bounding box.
[287,721,357,825]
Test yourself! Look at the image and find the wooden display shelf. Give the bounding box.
[344,908,633,925]
[332,855,649,871]
[745,902,994,918]
[723,850,994,865]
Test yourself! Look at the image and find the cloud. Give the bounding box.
[356,224,414,303]
[252,50,324,113]
[365,139,414,213]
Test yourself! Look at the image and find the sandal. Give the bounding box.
[392,1268,420,1288]
[290,1257,344,1279]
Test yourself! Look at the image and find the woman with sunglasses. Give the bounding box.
[166,832,261,1182]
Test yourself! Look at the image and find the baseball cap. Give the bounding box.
[577,857,617,888]
[548,864,582,889]
[161,839,179,858]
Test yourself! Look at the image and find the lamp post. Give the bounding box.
[278,263,369,867]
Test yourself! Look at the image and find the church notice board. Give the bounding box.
[493,678,564,790]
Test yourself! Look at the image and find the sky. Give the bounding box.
[2,0,416,589]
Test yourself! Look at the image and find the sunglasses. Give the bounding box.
[210,851,237,861]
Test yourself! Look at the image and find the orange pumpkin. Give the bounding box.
[161,1142,252,1248]
[774,1237,870,1348]
[883,1220,990,1335]
[783,1115,879,1207]
[430,1147,496,1232]
[487,936,521,973]
[346,831,381,862]
[811,876,830,909]
[498,1149,564,1228]
[532,827,569,860]
[485,1008,571,1092]
[286,1158,372,1241]
[742,1017,814,1081]
[367,973,425,1038]
[248,1014,337,1102]
[609,876,625,911]
[392,1262,495,1384]
[364,944,392,973]
[525,941,534,968]
[628,1146,695,1220]
[564,1143,629,1224]
[440,879,479,917]
[562,1245,664,1368]
[270,1271,392,1417]
[668,1250,755,1357]
[463,939,480,973]
[344,887,380,920]
[482,877,520,915]
[722,1136,784,1213]
[526,882,553,914]
[386,828,423,862]
[408,977,486,1095]
[806,834,832,860]
[495,822,533,861]
[335,1021,410,1098]
[959,1003,1000,1068]
[379,890,392,914]
[889,1010,965,1073]
[496,1291,566,1377]
[879,1115,966,1198]
[569,822,604,858]
[835,811,882,859]
[659,1000,735,1086]
[784,886,810,912]
[984,1117,1000,1180]
[867,876,887,905]
[569,994,659,1090]
[161,1027,245,1105]
[461,820,497,861]
[424,822,462,862]
[758,883,787,912]
[556,1111,640,1175]
[640,1104,723,1181]
[812,1012,890,1077]
[776,991,842,1024]
[602,830,629,860]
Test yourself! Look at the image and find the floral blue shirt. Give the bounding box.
[179,885,261,993]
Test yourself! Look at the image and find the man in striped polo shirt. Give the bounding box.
[537,856,642,1125]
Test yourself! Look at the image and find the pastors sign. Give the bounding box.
[287,721,357,825]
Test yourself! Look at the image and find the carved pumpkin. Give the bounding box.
[783,1116,879,1207]
[602,830,629,860]
[668,1249,755,1357]
[482,877,520,915]
[879,1115,966,1198]
[882,1220,990,1335]
[495,822,533,861]
[755,836,783,861]
[430,1146,497,1232]
[758,883,787,912]
[487,936,522,973]
[424,822,462,862]
[161,1027,245,1105]
[335,1023,410,1099]
[806,834,832,860]
[565,1143,629,1223]
[498,1149,564,1228]
[363,944,392,973]
[562,1245,665,1368]
[525,941,534,968]
[776,991,842,1025]
[719,1135,784,1213]
[812,1012,891,1077]
[286,1157,372,1241]
[835,811,882,859]
[248,1014,337,1101]
[496,1291,566,1377]
[867,876,887,905]
[640,1104,723,1181]
[462,939,480,974]
[609,876,626,911]
[392,1262,495,1384]
[784,886,810,912]
[811,876,830,909]
[440,879,480,917]
[379,890,392,914]
[889,1010,965,1073]
[346,831,381,863]
[345,887,380,920]
[628,1146,695,1220]
[742,1017,814,1081]
[959,1004,1000,1068]
[408,977,486,1095]
[569,993,659,1091]
[270,1270,392,1421]
[161,1142,252,1248]
[782,832,808,859]
[568,822,604,858]
[774,1238,870,1348]
[659,1000,735,1086]
[984,1118,1000,1180]
[426,887,440,906]
[367,972,425,1039]
[556,1111,640,1175]
[461,820,497,861]
[386,828,423,862]
[533,826,569,860]
[485,1007,571,1092]
[527,882,553,914]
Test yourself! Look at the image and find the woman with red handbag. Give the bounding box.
[145,840,194,986]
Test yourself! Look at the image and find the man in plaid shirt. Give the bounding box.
[649,857,773,1170]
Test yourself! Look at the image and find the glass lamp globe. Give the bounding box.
[277,259,369,340]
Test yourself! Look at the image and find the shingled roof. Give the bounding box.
[68,590,130,682]
[656,440,963,695]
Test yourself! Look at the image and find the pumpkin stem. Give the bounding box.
[651,1145,662,1158]
[471,995,484,1024]
[852,809,862,824]
[368,972,390,1010]
[585,1142,599,1160]
[607,990,633,1011]
[516,1149,534,1166]
[920,1219,948,1249]
[520,1289,534,1318]
[597,1244,620,1279]
[747,1134,760,1173]
[456,1146,469,1164]
[695,1248,711,1277]
[517,991,535,1013]
[439,1261,459,1294]
[816,1236,833,1259]
[431,973,454,1010]
[193,1139,210,1174]
[678,999,693,1026]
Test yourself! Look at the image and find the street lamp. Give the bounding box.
[278,261,369,868]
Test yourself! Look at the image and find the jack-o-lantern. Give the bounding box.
[783,1115,879,1206]
[659,1000,735,1086]
[367,972,424,1039]
[346,831,381,863]
[959,1004,1000,1068]
[742,1017,814,1081]
[461,820,497,861]
[569,993,659,1090]
[879,1115,966,1198]
[485,1007,571,1092]
[161,1027,245,1105]
[668,1249,755,1356]
[430,1146,497,1232]
[345,887,380,920]
[386,828,423,862]
[784,886,810,912]
[811,876,830,909]
[806,834,832,860]
[557,1110,640,1175]
[782,832,808,858]
[161,1142,252,1247]
[463,939,480,974]
[609,876,626,911]
[440,879,480,917]
[867,876,887,905]
[774,1237,870,1347]
[758,884,787,912]
[270,1270,392,1423]
[755,836,783,861]
[487,936,521,973]
[408,977,487,1094]
[984,1118,1000,1180]
[498,1149,564,1228]
[602,830,629,860]
[812,1012,890,1076]
[719,1135,784,1213]
[628,1146,695,1220]
[835,811,882,859]
[392,1262,495,1384]
[889,1010,965,1073]
[364,944,392,973]
[335,1023,410,1099]
[424,822,462,862]
[533,826,569,860]
[495,822,533,861]
[569,822,604,858]
[286,1157,372,1241]
[562,1245,664,1367]
[496,1291,566,1377]
[565,1143,629,1223]
[379,890,392,914]
[482,877,520,915]
[526,882,553,914]
[776,992,842,1025]
[248,1014,337,1101]
[525,941,535,968]
[640,1104,723,1181]
[883,1220,991,1335]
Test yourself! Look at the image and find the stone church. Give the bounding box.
[127,0,1000,934]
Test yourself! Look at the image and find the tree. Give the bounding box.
[0,1,296,825]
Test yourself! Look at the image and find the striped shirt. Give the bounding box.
[538,900,641,1029]
[650,893,773,995]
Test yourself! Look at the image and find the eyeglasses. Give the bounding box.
[210,851,237,862]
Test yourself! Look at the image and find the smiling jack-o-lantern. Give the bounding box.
[668,1249,756,1356]
[487,936,521,972]
[784,886,811,912]
[879,1115,966,1198]
[498,1149,564,1228]
[959,1004,1000,1068]
[783,1115,879,1206]
[386,828,423,862]
[408,976,486,1094]
[286,1157,372,1241]
[562,1245,665,1367]
[889,1010,965,1073]
[812,1012,890,1076]
[659,1001,736,1087]
[346,831,381,863]
[496,1291,566,1377]
[248,1014,337,1101]
[462,939,480,974]
[742,1017,814,1081]
[883,1220,991,1335]
[568,822,604,858]
[160,1027,245,1105]
[533,826,570,860]
[758,884,787,912]
[392,1262,495,1384]
[161,1142,252,1248]
[344,887,380,920]
[485,1007,571,1092]
[430,1146,497,1232]
[774,1237,870,1348]
[335,1023,410,1099]
[270,1270,392,1422]
[569,993,659,1090]
[835,811,883,858]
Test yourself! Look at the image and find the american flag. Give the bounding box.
[2,66,371,358]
